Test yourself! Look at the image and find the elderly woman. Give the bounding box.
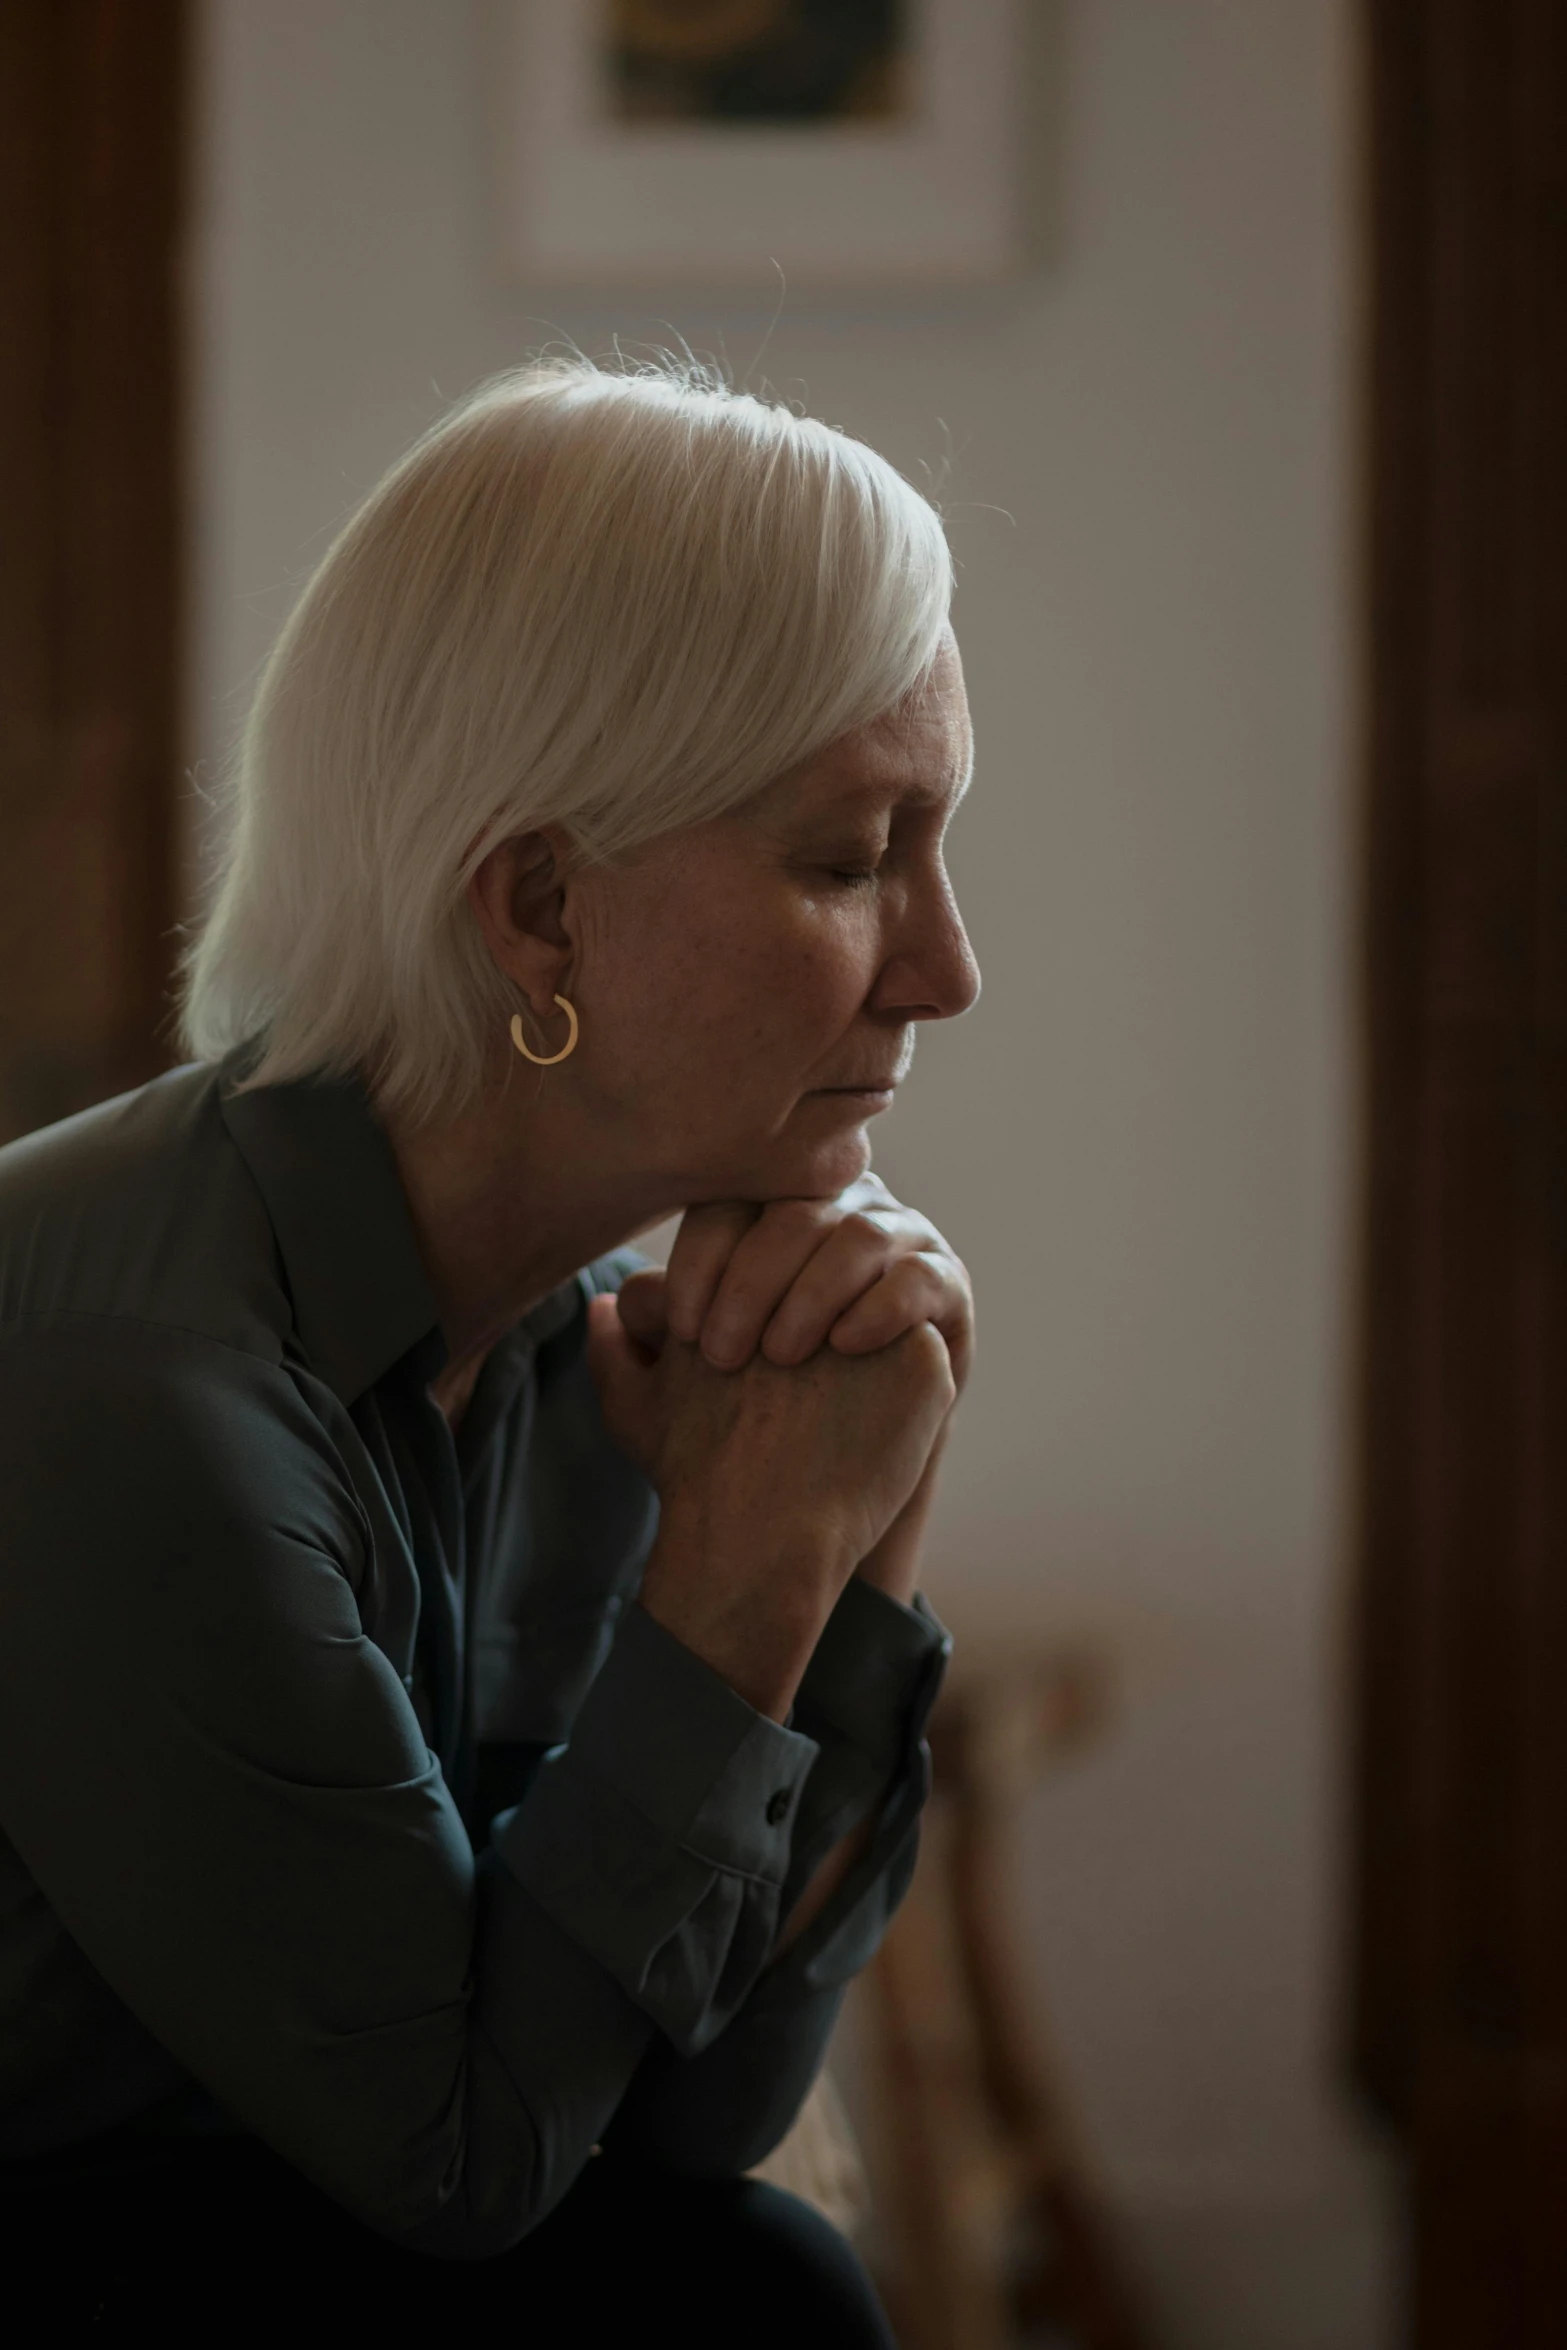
[0,360,978,2339]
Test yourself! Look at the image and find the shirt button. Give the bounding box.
[765,1788,792,1825]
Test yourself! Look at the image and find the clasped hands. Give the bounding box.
[586,1177,971,1711]
[621,1173,971,1390]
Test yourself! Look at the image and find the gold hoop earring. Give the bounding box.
[510,995,579,1067]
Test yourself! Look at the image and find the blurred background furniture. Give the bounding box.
[861,1642,1150,2350]
[750,2068,869,2241]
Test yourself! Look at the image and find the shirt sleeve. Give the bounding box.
[493,1601,820,2054]
[0,1318,807,2257]
[779,1576,952,1974]
[601,1576,951,2175]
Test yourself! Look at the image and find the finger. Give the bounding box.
[756,1211,906,1365]
[585,1291,646,1408]
[664,1202,762,1343]
[699,1198,852,1367]
[616,1267,669,1355]
[826,1253,973,1377]
[585,1292,668,1478]
[833,1169,898,1215]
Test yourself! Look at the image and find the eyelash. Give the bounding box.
[827,866,880,890]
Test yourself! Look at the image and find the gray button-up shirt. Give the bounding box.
[0,1059,949,2254]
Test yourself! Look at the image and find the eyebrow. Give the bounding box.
[794,763,973,818]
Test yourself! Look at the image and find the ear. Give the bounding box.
[467,829,574,1018]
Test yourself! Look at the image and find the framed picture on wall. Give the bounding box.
[492,0,1024,288]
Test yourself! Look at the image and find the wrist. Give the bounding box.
[652,1485,859,1594]
[853,1444,943,1603]
[638,1508,855,1722]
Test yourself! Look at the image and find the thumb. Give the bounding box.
[586,1290,659,1464]
[616,1266,669,1356]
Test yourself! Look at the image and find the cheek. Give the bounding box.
[590,889,868,1092]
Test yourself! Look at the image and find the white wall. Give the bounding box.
[190,5,1396,2342]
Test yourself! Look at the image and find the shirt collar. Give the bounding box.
[216,1054,590,1409]
[217,1056,444,1406]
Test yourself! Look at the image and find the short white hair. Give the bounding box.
[181,355,953,1121]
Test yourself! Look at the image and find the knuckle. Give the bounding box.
[766,1199,827,1240]
[899,1321,948,1375]
[897,1252,941,1289]
[922,1246,971,1304]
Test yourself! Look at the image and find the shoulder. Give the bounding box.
[0,1062,291,1366]
[0,1311,362,1560]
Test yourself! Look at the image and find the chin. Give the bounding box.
[750,1124,874,1202]
[682,1099,878,1207]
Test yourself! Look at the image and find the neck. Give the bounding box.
[381,1077,673,1404]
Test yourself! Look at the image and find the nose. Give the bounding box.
[872,866,981,1023]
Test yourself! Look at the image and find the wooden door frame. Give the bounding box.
[0,0,188,1144]
[1351,2,1567,2339]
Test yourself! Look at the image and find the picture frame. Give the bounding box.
[492,0,1025,290]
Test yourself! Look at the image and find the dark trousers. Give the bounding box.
[2,2123,899,2345]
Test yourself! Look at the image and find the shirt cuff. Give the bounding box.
[494,1602,818,2055]
[769,1583,952,1981]
[780,1582,950,1872]
[791,1579,952,1773]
